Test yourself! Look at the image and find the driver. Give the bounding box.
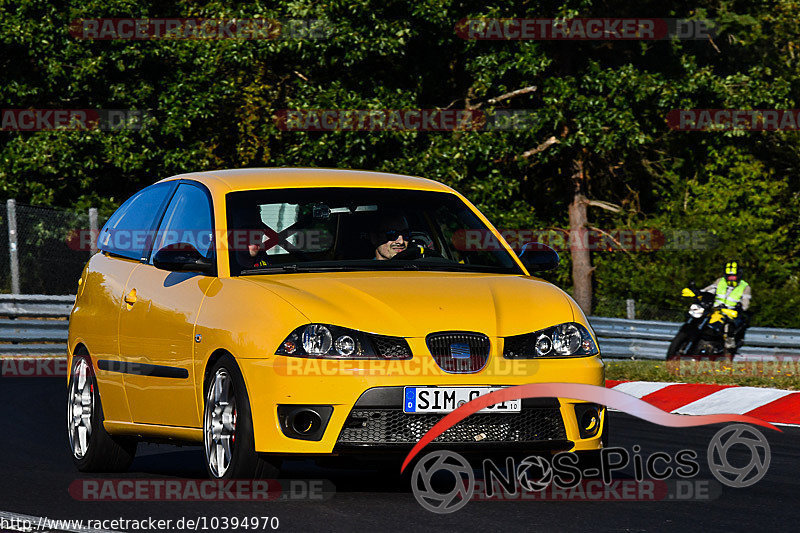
[370,210,410,260]
[232,205,271,269]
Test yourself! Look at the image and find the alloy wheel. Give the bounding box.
[204,368,238,477]
[68,358,94,459]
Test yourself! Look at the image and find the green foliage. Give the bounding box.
[1,0,798,324]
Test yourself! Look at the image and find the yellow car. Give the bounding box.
[67,168,605,479]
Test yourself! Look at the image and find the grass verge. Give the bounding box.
[605,359,800,390]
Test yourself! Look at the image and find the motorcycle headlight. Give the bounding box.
[503,322,599,359]
[276,324,411,359]
[688,304,704,318]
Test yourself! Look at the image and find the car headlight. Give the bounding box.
[503,322,599,358]
[688,304,704,318]
[276,324,412,359]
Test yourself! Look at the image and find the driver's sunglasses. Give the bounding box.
[382,229,411,242]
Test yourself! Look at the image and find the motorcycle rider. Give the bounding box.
[684,260,751,351]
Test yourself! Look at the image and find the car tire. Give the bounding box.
[203,355,280,479]
[67,354,137,472]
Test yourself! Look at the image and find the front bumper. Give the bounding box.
[334,389,573,453]
[237,354,605,455]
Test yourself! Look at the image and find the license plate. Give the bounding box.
[403,387,521,414]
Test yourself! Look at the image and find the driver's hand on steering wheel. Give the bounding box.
[391,238,444,260]
[391,241,426,260]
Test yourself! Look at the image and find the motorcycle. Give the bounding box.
[666,283,747,361]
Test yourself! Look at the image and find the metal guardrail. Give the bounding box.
[589,316,800,360]
[0,294,75,317]
[1,294,799,360]
[0,294,72,356]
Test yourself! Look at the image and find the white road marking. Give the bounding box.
[671,386,795,415]
[610,381,674,398]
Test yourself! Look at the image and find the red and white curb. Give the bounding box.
[606,380,800,427]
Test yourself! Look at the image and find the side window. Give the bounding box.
[98,182,174,261]
[150,183,215,262]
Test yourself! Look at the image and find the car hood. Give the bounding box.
[244,271,575,338]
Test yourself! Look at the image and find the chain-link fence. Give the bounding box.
[594,297,686,322]
[0,200,106,295]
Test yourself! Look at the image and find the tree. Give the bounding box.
[1,0,798,325]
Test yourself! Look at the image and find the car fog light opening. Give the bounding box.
[277,405,334,441]
[582,411,599,433]
[290,409,322,435]
[574,404,602,439]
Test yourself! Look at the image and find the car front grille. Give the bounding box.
[337,408,567,445]
[425,331,490,373]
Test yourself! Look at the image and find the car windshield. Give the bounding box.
[225,187,523,275]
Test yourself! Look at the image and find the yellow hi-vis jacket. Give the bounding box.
[702,278,751,310]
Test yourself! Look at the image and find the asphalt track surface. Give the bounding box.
[1,376,797,532]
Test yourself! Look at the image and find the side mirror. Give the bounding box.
[518,242,560,272]
[153,243,215,275]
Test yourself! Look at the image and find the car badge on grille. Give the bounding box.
[450,342,471,359]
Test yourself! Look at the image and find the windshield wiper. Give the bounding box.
[240,262,425,275]
[409,262,516,274]
[238,261,513,275]
[240,264,338,275]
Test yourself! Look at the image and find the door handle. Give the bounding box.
[124,288,137,307]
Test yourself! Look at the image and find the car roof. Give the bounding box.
[157,168,456,196]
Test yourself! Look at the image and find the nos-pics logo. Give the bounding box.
[411,424,771,514]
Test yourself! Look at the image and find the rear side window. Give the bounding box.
[149,182,215,262]
[98,182,174,261]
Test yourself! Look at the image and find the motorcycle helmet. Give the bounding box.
[724,260,741,286]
